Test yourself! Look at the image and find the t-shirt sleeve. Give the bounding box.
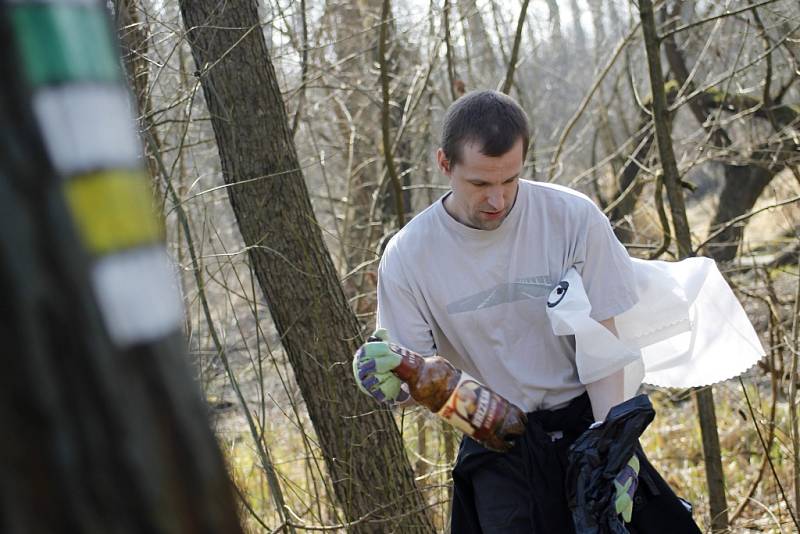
[376,255,437,356]
[574,207,638,321]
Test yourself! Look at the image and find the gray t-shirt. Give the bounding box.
[376,180,638,411]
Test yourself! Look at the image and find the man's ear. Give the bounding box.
[436,148,451,175]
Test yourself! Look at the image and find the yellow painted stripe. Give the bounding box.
[65,170,162,254]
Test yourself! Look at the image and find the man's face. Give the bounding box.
[437,139,523,231]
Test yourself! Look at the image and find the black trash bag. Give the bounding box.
[566,394,656,534]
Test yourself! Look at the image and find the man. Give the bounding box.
[353,91,700,532]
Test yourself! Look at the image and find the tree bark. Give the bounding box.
[378,0,405,229]
[0,2,243,532]
[544,0,561,41]
[706,164,775,261]
[177,1,434,532]
[112,0,164,200]
[589,1,606,57]
[638,1,729,531]
[443,0,460,101]
[568,0,587,54]
[113,0,150,121]
[500,0,531,95]
[456,0,497,83]
[325,0,384,276]
[608,119,655,244]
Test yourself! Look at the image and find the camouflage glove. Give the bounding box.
[352,328,406,403]
[614,454,640,523]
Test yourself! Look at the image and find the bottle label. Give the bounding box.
[388,343,421,366]
[436,371,505,440]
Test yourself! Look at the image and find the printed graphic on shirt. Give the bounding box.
[446,276,554,314]
[547,280,570,308]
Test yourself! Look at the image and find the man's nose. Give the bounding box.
[487,189,504,210]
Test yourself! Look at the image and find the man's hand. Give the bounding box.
[352,328,405,403]
[614,454,639,522]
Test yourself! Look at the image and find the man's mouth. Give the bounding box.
[481,210,504,220]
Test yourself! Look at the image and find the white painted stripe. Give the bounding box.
[33,84,141,177]
[91,246,184,347]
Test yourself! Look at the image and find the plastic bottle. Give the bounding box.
[384,341,527,452]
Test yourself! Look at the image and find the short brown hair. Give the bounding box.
[440,90,530,167]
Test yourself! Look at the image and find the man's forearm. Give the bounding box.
[585,317,626,421]
[586,368,625,421]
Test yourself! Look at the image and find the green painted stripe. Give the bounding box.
[11,4,121,86]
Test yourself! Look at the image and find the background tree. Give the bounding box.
[177,0,434,532]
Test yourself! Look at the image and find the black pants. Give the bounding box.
[450,393,702,533]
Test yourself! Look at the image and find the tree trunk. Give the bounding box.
[112,0,164,199]
[609,126,655,244]
[113,0,150,124]
[176,1,434,532]
[568,0,587,54]
[638,1,729,531]
[443,0,461,100]
[0,2,243,532]
[326,0,383,277]
[456,0,497,84]
[705,164,775,261]
[378,0,408,231]
[544,0,562,42]
[589,1,606,56]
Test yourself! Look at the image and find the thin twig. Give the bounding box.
[648,175,672,260]
[659,0,783,41]
[500,0,531,95]
[740,377,800,530]
[789,244,800,515]
[730,284,780,525]
[379,0,405,227]
[443,0,458,101]
[694,195,800,254]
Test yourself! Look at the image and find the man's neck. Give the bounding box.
[441,192,474,229]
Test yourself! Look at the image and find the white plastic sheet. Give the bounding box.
[546,257,765,393]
